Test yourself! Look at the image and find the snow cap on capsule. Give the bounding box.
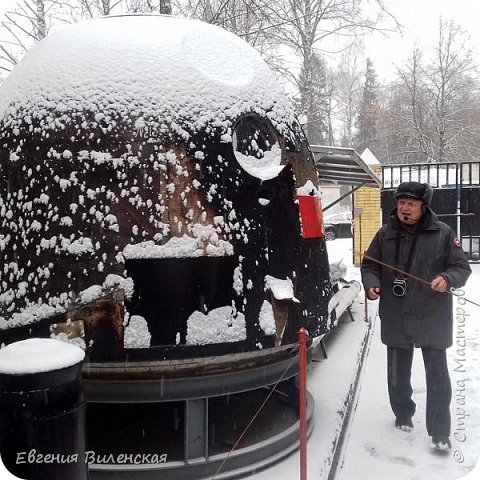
[0,15,296,136]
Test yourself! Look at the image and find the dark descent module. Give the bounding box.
[0,15,333,479]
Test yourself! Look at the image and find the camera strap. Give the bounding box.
[395,229,418,275]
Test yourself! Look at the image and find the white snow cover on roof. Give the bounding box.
[0,338,85,374]
[0,15,296,135]
[360,147,380,166]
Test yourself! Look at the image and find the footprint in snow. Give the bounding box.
[365,443,378,457]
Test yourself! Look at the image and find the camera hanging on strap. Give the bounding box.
[393,228,418,297]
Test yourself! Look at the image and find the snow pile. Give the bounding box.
[0,303,67,330]
[65,237,95,256]
[0,275,134,329]
[124,315,151,349]
[297,179,321,198]
[103,274,135,300]
[78,274,135,304]
[258,300,276,336]
[329,260,348,283]
[50,331,86,350]
[123,224,234,259]
[79,285,103,304]
[0,338,85,374]
[328,280,361,325]
[265,275,300,303]
[233,262,244,295]
[234,143,285,180]
[186,306,246,345]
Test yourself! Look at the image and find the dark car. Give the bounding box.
[323,212,353,241]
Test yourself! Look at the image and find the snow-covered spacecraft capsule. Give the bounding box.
[0,15,332,364]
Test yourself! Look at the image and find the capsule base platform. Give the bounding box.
[87,386,314,480]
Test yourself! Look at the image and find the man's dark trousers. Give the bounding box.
[387,345,452,436]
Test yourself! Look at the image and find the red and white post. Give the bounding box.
[298,327,308,480]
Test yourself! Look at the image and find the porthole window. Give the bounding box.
[232,115,283,180]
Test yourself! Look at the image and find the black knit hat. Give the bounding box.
[394,182,433,206]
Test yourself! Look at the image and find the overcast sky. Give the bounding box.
[1,0,480,82]
[365,0,480,81]
[0,0,16,19]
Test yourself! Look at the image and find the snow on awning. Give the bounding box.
[310,145,381,188]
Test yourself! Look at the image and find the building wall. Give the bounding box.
[353,168,382,266]
[319,185,343,214]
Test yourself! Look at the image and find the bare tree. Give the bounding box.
[172,0,274,49]
[126,0,172,14]
[246,0,398,144]
[332,40,364,146]
[354,57,379,153]
[0,0,403,154]
[376,19,480,165]
[0,0,77,73]
[376,78,428,164]
[426,19,477,162]
[297,52,331,144]
[393,45,435,162]
[77,0,124,17]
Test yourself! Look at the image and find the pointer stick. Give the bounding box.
[358,251,480,308]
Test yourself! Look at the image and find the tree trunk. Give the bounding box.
[160,0,172,14]
[36,0,46,39]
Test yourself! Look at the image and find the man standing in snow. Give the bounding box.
[361,181,471,451]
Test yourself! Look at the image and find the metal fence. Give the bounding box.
[381,162,480,262]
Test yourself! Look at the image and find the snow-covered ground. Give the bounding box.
[1,238,478,480]
[251,238,372,480]
[337,245,480,480]
[253,237,480,480]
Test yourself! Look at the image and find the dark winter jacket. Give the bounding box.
[361,207,471,348]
